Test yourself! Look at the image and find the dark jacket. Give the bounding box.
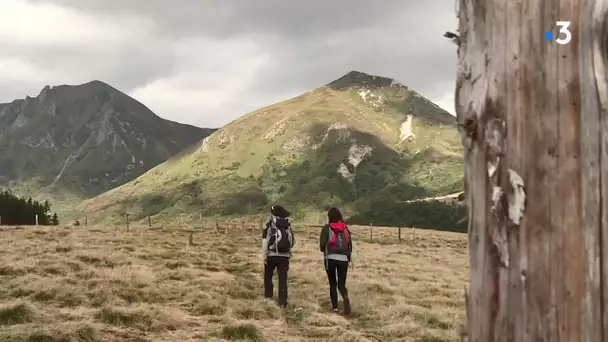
[319,222,352,262]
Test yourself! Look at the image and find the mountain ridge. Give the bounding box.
[0,80,215,211]
[80,70,464,225]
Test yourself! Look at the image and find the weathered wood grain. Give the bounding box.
[456,0,608,340]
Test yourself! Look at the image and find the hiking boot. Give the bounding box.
[343,297,351,315]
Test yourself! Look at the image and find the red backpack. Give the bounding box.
[327,226,350,255]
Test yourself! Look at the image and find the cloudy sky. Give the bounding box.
[0,0,458,128]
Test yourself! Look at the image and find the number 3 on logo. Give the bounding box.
[556,21,572,45]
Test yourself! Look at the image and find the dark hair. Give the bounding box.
[271,205,291,218]
[327,207,343,223]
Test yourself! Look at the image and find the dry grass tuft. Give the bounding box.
[0,224,467,341]
[0,303,34,326]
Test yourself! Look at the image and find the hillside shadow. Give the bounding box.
[255,123,431,216]
[386,95,457,126]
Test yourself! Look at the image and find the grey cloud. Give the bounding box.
[9,0,458,127]
[28,0,423,39]
[1,37,177,91]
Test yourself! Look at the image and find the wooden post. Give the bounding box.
[148,216,152,228]
[35,214,38,226]
[85,216,88,226]
[398,227,401,244]
[369,224,372,240]
[215,221,219,232]
[188,231,193,246]
[454,0,608,340]
[125,214,129,229]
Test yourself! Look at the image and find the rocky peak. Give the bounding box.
[81,80,114,91]
[327,70,405,90]
[38,85,51,103]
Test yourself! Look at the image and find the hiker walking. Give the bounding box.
[319,207,352,314]
[261,205,295,308]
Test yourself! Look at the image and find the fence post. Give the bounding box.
[85,216,88,226]
[148,216,152,228]
[125,214,129,229]
[398,227,401,244]
[35,214,38,226]
[215,221,219,232]
[188,231,193,246]
[369,223,373,240]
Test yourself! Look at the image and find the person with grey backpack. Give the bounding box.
[319,207,352,315]
[261,205,294,308]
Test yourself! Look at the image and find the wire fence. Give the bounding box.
[1,213,445,246]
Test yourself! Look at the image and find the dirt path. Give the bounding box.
[404,192,463,203]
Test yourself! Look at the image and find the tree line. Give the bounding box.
[348,199,467,233]
[0,190,59,225]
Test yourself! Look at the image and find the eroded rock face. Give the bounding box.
[399,115,415,142]
[325,122,351,142]
[22,132,57,150]
[282,136,313,152]
[357,89,386,109]
[199,136,212,153]
[218,128,235,147]
[348,144,373,167]
[337,162,355,182]
[263,117,289,141]
[336,143,374,182]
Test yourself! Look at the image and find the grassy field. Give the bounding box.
[0,224,468,341]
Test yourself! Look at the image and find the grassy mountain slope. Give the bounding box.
[0,81,215,212]
[81,71,463,225]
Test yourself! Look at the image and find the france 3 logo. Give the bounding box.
[544,21,572,45]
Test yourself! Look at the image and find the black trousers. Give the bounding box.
[325,259,349,310]
[263,256,289,306]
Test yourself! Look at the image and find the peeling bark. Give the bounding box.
[456,0,608,340]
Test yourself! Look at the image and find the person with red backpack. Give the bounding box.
[261,205,295,308]
[319,207,352,314]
